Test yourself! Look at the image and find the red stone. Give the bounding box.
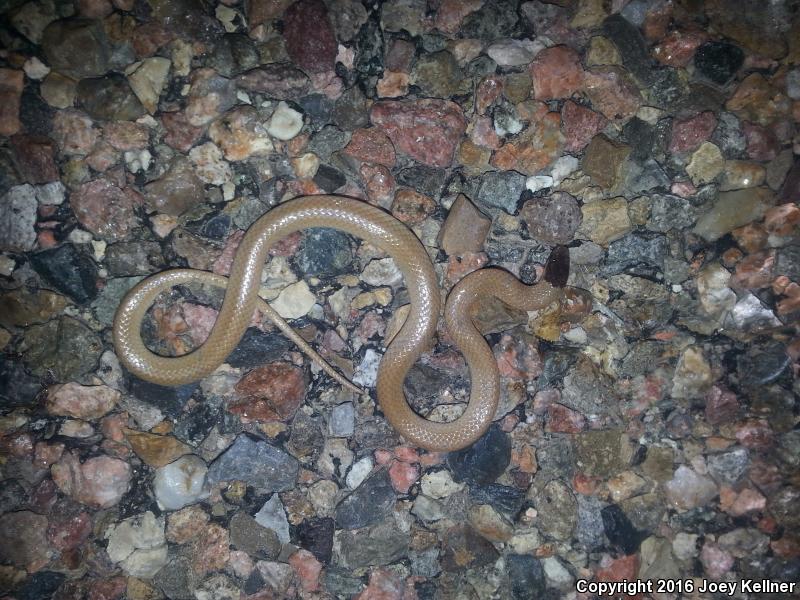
[103,121,149,151]
[391,188,435,225]
[765,204,800,236]
[735,419,774,450]
[132,21,175,58]
[731,251,775,290]
[10,135,59,184]
[388,460,419,494]
[87,576,127,600]
[490,111,564,175]
[476,75,503,115]
[71,179,142,242]
[161,111,206,153]
[493,334,542,381]
[595,553,638,581]
[360,163,396,206]
[191,523,230,575]
[231,362,307,422]
[446,252,488,285]
[354,568,405,600]
[435,0,483,35]
[704,385,739,426]
[582,67,641,122]
[48,511,93,551]
[546,403,586,433]
[719,486,766,516]
[344,128,396,167]
[653,30,708,66]
[289,549,322,592]
[283,0,337,74]
[561,100,608,153]
[743,122,779,161]
[385,39,416,72]
[470,116,500,149]
[0,68,23,136]
[669,111,717,153]
[530,46,583,100]
[370,99,466,168]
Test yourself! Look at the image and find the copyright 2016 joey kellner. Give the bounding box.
[576,578,798,596]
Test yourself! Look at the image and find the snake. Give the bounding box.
[113,195,564,451]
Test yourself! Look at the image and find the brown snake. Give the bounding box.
[113,195,563,451]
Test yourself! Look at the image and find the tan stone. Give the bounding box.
[125,429,192,468]
[686,142,724,185]
[578,197,632,246]
[581,135,631,190]
[438,194,491,256]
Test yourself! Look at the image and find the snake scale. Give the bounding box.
[113,195,564,451]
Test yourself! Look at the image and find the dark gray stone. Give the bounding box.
[447,424,511,485]
[0,358,41,409]
[335,520,409,569]
[41,19,111,79]
[332,86,369,131]
[22,316,102,382]
[605,234,668,276]
[229,512,281,558]
[506,554,547,600]
[461,0,519,40]
[208,33,259,77]
[30,245,98,304]
[105,242,166,277]
[476,170,526,214]
[603,14,655,85]
[227,328,292,369]
[207,435,300,493]
[706,447,750,486]
[294,228,355,277]
[335,469,395,530]
[77,73,145,121]
[694,41,744,85]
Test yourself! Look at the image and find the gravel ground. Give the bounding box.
[0,0,799,598]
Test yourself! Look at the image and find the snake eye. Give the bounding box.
[543,245,570,288]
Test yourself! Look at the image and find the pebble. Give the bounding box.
[0,184,37,252]
[272,280,316,319]
[578,197,632,246]
[487,39,541,67]
[530,45,583,100]
[46,383,118,420]
[370,99,466,168]
[207,435,299,493]
[694,40,745,85]
[520,192,582,244]
[229,512,280,558]
[51,452,131,508]
[335,469,395,529]
[476,170,526,214]
[686,141,725,185]
[438,193,491,256]
[153,454,208,511]
[447,424,511,485]
[267,101,304,141]
[693,187,773,241]
[254,494,291,544]
[0,511,53,571]
[328,402,355,437]
[664,465,718,510]
[106,511,168,578]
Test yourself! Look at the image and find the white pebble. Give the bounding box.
[525,175,554,192]
[271,280,316,319]
[346,456,374,489]
[153,455,208,510]
[23,57,50,80]
[550,154,580,186]
[267,101,304,141]
[35,181,65,205]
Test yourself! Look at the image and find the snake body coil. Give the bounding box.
[113,195,561,451]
